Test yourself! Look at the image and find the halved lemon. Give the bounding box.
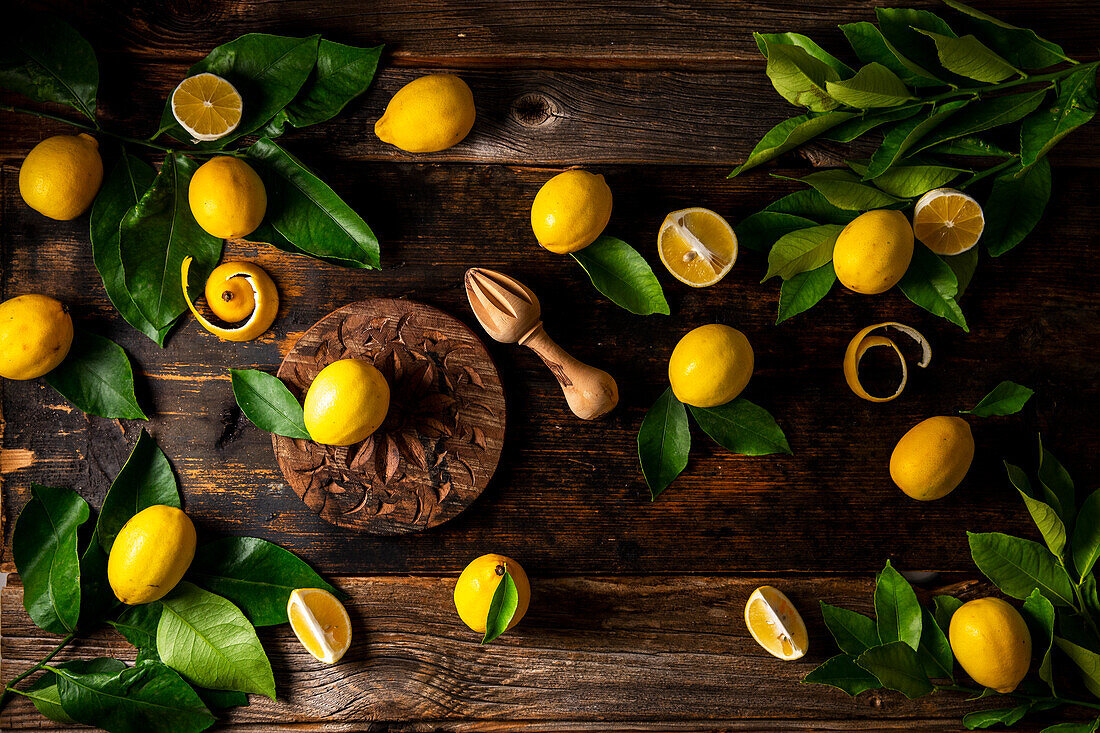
[171,73,243,142]
[912,188,984,255]
[658,207,738,287]
[744,586,808,661]
[287,588,351,664]
[181,257,279,342]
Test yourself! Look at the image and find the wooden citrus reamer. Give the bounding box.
[464,268,618,420]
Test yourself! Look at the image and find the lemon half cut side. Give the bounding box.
[913,187,984,255]
[171,73,243,142]
[658,207,738,287]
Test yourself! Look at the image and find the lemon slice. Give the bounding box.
[181,257,279,342]
[912,187,984,255]
[843,322,931,403]
[658,207,738,287]
[744,586,808,661]
[171,73,243,142]
[287,588,352,664]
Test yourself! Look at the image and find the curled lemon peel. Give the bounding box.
[843,322,931,403]
[181,257,278,342]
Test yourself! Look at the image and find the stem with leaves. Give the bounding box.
[0,630,76,709]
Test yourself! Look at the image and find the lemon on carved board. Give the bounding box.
[303,359,390,446]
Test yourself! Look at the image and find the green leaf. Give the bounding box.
[984,159,1052,257]
[0,11,97,120]
[1017,491,1067,559]
[755,32,853,77]
[729,111,856,177]
[44,330,147,420]
[945,248,979,298]
[53,657,215,733]
[638,387,690,500]
[91,152,167,345]
[963,706,1029,729]
[777,263,836,324]
[1020,63,1098,167]
[571,236,669,316]
[968,531,1076,606]
[849,161,967,198]
[120,153,222,332]
[779,170,906,211]
[1073,491,1100,582]
[933,595,963,632]
[855,642,933,698]
[688,398,792,456]
[757,36,841,112]
[196,688,249,711]
[915,30,1019,83]
[763,224,844,281]
[819,105,925,143]
[941,0,1073,69]
[874,8,961,83]
[826,63,914,109]
[1041,722,1100,733]
[840,22,945,89]
[897,244,969,331]
[926,135,1012,158]
[909,88,1050,156]
[734,212,817,253]
[78,530,114,630]
[97,428,180,552]
[111,602,163,657]
[874,560,922,650]
[803,654,881,696]
[189,536,340,626]
[962,380,1035,417]
[1055,637,1100,698]
[158,582,276,698]
[248,137,380,269]
[1021,589,1057,696]
[25,671,75,723]
[158,34,319,148]
[864,100,971,179]
[917,606,953,681]
[482,570,520,644]
[12,484,89,634]
[820,602,878,655]
[282,40,383,128]
[230,368,311,440]
[1038,436,1075,525]
[764,189,857,224]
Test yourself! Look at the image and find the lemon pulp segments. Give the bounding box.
[744,586,808,660]
[171,73,243,141]
[658,208,738,287]
[287,588,351,664]
[843,322,931,403]
[913,187,985,255]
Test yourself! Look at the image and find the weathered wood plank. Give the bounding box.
[2,162,1098,575]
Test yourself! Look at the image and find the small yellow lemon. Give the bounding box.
[949,597,1031,693]
[188,156,267,239]
[107,505,196,605]
[374,74,475,153]
[531,170,613,254]
[205,263,256,323]
[454,553,531,635]
[0,294,74,380]
[668,324,754,408]
[832,209,914,295]
[303,359,390,446]
[18,134,104,220]
[889,416,974,501]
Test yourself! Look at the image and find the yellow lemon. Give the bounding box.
[188,156,267,239]
[107,505,196,605]
[668,324,753,408]
[949,597,1031,693]
[658,207,738,287]
[744,586,808,660]
[913,188,984,255]
[18,134,104,220]
[171,73,243,142]
[288,588,352,664]
[0,294,74,380]
[531,169,613,254]
[303,359,390,446]
[181,257,279,342]
[889,416,974,501]
[454,553,531,635]
[374,74,475,153]
[832,209,914,295]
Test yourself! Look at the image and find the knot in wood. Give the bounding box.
[511,93,559,128]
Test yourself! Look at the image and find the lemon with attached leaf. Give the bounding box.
[454,553,531,636]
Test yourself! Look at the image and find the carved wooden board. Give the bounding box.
[272,299,506,534]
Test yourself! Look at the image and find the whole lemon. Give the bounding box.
[454,553,532,635]
[303,359,390,446]
[374,74,475,153]
[832,209,914,294]
[0,295,74,380]
[188,156,267,239]
[950,597,1031,693]
[530,169,613,254]
[668,324,754,408]
[889,416,974,501]
[18,134,104,220]
[107,505,197,605]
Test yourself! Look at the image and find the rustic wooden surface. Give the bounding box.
[2,0,1099,730]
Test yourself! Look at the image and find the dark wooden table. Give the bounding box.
[2,1,1099,730]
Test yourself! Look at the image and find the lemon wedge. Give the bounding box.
[181,257,278,342]
[912,187,984,255]
[287,588,352,664]
[843,322,931,403]
[658,207,738,287]
[171,73,243,142]
[744,586,808,661]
